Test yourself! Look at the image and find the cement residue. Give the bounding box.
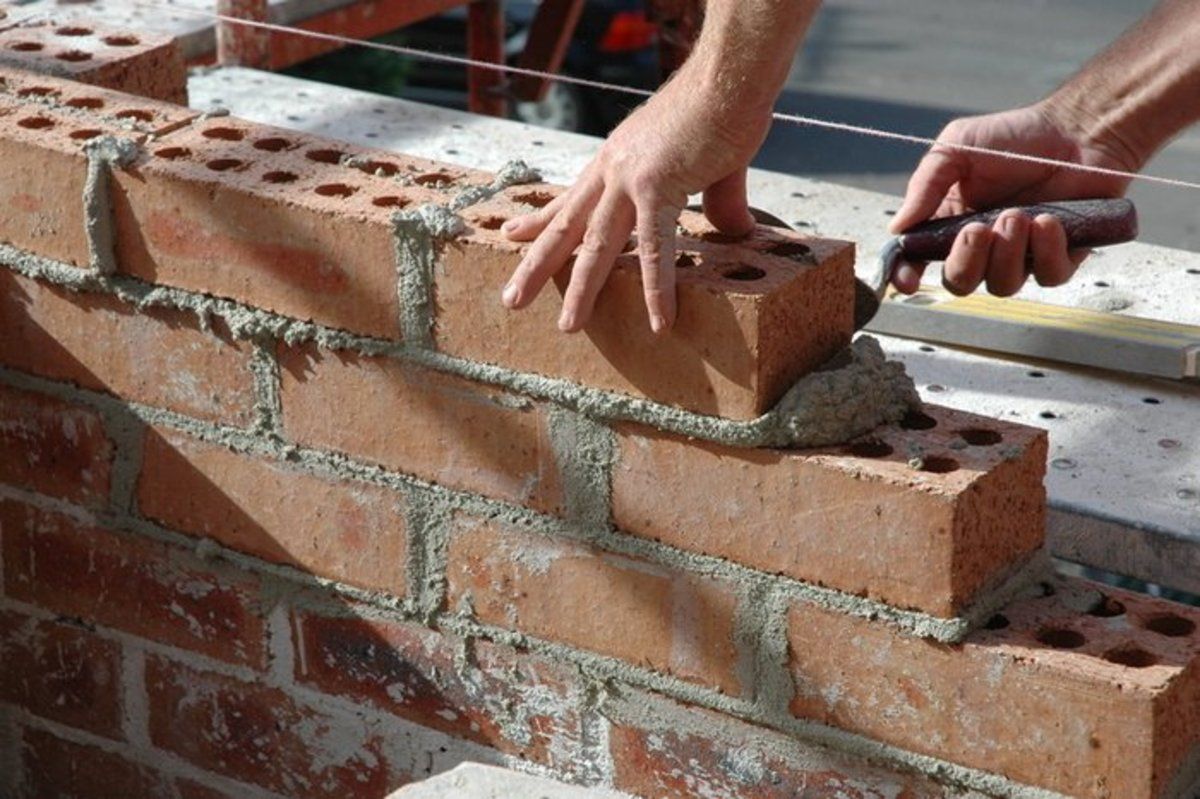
[394,205,463,348]
[547,408,615,527]
[449,159,542,212]
[83,135,140,274]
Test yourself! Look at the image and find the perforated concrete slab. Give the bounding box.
[188,68,1200,593]
[390,764,633,799]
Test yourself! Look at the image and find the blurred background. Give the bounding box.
[287,0,1198,252]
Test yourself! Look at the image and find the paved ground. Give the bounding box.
[759,0,1200,252]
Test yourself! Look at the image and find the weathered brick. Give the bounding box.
[146,654,391,799]
[138,426,408,595]
[1,499,267,668]
[0,271,258,426]
[0,382,113,504]
[293,609,583,768]
[0,610,123,739]
[445,515,743,695]
[606,691,968,799]
[787,578,1200,799]
[0,65,196,131]
[18,727,174,799]
[110,116,485,340]
[278,343,563,512]
[613,404,1047,618]
[444,194,856,419]
[0,21,187,103]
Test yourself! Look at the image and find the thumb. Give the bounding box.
[891,146,967,233]
[702,168,756,236]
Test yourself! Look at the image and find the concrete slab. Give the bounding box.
[189,68,1200,594]
[389,763,632,799]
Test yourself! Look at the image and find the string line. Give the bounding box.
[123,1,1200,192]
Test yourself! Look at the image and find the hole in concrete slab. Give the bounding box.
[56,50,93,62]
[17,116,54,129]
[202,126,245,141]
[918,456,959,474]
[984,614,1010,630]
[414,171,455,187]
[153,146,191,160]
[115,109,153,122]
[16,86,58,97]
[102,35,139,47]
[252,137,291,152]
[372,195,409,208]
[1144,613,1195,637]
[262,170,298,184]
[55,26,93,36]
[675,253,697,269]
[69,129,102,140]
[512,190,554,208]
[64,97,104,109]
[475,215,506,230]
[765,240,813,261]
[1036,628,1085,649]
[1028,370,1046,378]
[314,183,356,198]
[1103,646,1157,668]
[206,158,244,172]
[306,148,345,164]
[846,440,893,458]
[721,265,766,282]
[9,42,44,52]
[1143,396,1162,405]
[899,410,937,430]
[1039,411,1058,420]
[1088,595,1126,618]
[959,428,1002,446]
[354,159,400,177]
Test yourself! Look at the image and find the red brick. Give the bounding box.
[146,654,391,799]
[137,426,408,596]
[442,193,856,419]
[1,499,267,667]
[176,779,243,799]
[787,578,1200,799]
[111,116,486,340]
[0,271,257,426]
[0,65,196,132]
[0,383,113,504]
[607,691,959,799]
[18,727,173,799]
[0,21,188,103]
[293,609,583,767]
[445,515,743,695]
[612,404,1047,618]
[0,610,122,739]
[278,343,563,512]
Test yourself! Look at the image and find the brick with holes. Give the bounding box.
[611,404,1047,618]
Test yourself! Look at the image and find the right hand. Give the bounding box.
[890,103,1136,296]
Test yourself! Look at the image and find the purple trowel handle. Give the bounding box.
[898,198,1138,261]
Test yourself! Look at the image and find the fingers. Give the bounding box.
[636,200,681,334]
[942,222,993,296]
[701,169,755,236]
[1029,213,1078,287]
[891,145,968,234]
[502,176,601,310]
[558,188,635,333]
[501,189,570,242]
[891,261,927,294]
[984,210,1031,297]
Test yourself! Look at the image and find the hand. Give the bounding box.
[890,103,1135,296]
[499,69,772,333]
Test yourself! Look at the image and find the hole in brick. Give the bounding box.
[1144,613,1196,637]
[675,253,697,269]
[206,158,244,172]
[10,42,44,52]
[846,439,893,458]
[202,126,245,141]
[115,109,154,122]
[721,265,766,282]
[1036,628,1086,649]
[305,148,345,164]
[959,428,1002,446]
[475,215,506,230]
[314,183,356,198]
[354,159,400,176]
[512,190,554,208]
[252,137,291,152]
[154,146,191,160]
[56,50,93,62]
[64,97,104,109]
[69,129,102,140]
[900,410,937,430]
[414,171,455,186]
[55,26,93,36]
[918,456,959,474]
[701,230,746,244]
[16,86,58,97]
[262,170,298,184]
[1103,646,1158,668]
[984,614,1010,630]
[17,116,54,130]
[372,195,409,208]
[102,35,139,46]
[766,240,813,260]
[1088,595,1126,618]
[1039,581,1057,597]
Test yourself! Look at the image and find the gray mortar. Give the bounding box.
[547,407,615,528]
[249,342,283,436]
[448,159,542,211]
[82,136,140,275]
[394,204,464,347]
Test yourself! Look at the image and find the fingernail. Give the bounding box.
[558,312,575,332]
[650,313,666,334]
[502,219,518,233]
[501,283,519,307]
[1002,215,1019,233]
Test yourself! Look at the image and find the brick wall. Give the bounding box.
[2,37,1200,799]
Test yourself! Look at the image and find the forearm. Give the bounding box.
[1043,0,1200,170]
